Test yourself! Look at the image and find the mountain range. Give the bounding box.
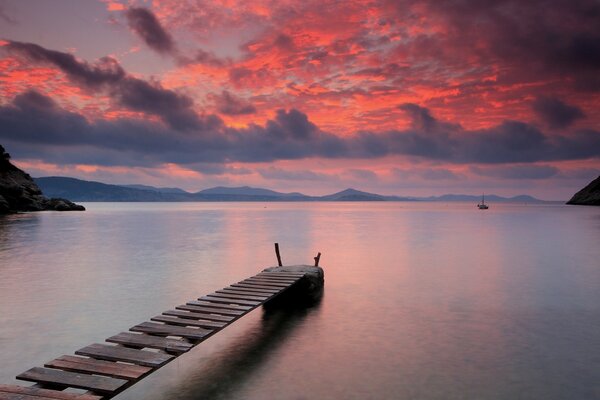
[34,176,550,203]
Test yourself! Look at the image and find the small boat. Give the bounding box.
[477,194,489,210]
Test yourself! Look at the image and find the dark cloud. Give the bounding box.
[125,7,175,55]
[3,40,204,131]
[532,96,585,129]
[211,91,256,115]
[1,92,598,168]
[4,41,125,88]
[471,165,560,180]
[258,167,329,181]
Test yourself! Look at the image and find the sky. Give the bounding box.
[0,0,599,200]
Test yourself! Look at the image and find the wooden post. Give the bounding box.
[274,243,283,266]
[314,252,321,266]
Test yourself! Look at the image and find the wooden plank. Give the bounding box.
[236,280,289,288]
[106,332,193,354]
[253,275,300,282]
[45,355,150,381]
[75,344,173,368]
[218,288,276,297]
[163,309,234,322]
[231,283,286,292]
[130,322,212,341]
[151,315,227,329]
[244,278,291,286]
[176,304,245,316]
[259,271,305,277]
[186,300,252,311]
[199,296,261,306]
[0,384,102,400]
[222,285,279,294]
[207,292,269,301]
[16,367,127,395]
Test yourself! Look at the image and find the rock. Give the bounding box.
[0,144,85,214]
[567,175,600,206]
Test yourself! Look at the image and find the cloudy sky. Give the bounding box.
[1,0,599,199]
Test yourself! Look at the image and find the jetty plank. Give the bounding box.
[176,304,245,316]
[239,279,289,288]
[233,282,288,290]
[130,322,212,340]
[217,285,281,296]
[151,315,227,329]
[259,271,305,277]
[207,292,269,301]
[253,275,300,282]
[75,344,173,368]
[163,309,234,322]
[16,367,127,395]
[106,332,193,354]
[0,384,102,400]
[45,355,150,381]
[199,296,261,306]
[218,288,277,297]
[186,300,252,311]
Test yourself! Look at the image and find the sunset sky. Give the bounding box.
[1,0,599,199]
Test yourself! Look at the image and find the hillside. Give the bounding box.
[567,176,600,206]
[0,146,84,214]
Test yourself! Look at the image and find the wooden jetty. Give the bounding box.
[1,269,314,400]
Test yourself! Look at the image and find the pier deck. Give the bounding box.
[1,270,306,399]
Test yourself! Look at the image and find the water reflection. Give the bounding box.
[161,298,323,400]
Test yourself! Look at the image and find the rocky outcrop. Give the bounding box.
[0,145,85,214]
[567,175,600,206]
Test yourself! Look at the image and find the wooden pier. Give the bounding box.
[0,269,312,399]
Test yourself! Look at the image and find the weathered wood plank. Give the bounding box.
[0,384,102,400]
[207,292,269,301]
[106,332,193,354]
[130,322,212,341]
[176,304,245,316]
[151,315,227,329]
[222,285,279,294]
[241,278,290,286]
[259,271,305,277]
[186,300,252,311]
[231,283,286,292]
[45,355,151,381]
[16,367,127,395]
[218,288,276,297]
[236,280,289,289]
[75,344,173,368]
[163,309,234,322]
[244,278,291,287]
[253,275,300,282]
[199,296,261,306]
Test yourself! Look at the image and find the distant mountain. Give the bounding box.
[422,194,546,203]
[35,177,187,201]
[567,175,600,206]
[121,184,189,194]
[33,176,550,203]
[197,186,307,198]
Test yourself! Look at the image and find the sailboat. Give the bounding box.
[477,194,489,209]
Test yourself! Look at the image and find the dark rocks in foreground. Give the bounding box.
[0,145,85,215]
[566,175,600,206]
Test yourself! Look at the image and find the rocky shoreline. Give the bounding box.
[567,175,600,206]
[0,145,85,214]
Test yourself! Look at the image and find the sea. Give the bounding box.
[0,202,599,399]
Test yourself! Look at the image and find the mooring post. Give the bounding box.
[274,242,283,266]
[314,252,321,266]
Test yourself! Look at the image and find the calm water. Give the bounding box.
[0,202,599,399]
